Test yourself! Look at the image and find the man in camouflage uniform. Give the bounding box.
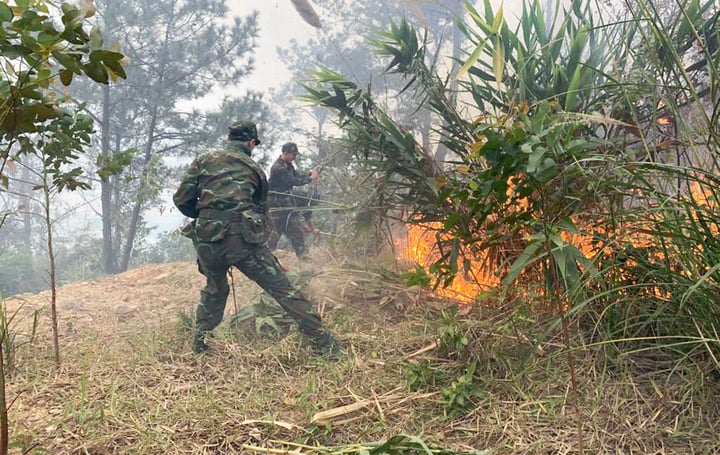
[173,121,340,357]
[267,142,318,260]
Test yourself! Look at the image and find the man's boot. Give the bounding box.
[312,332,344,361]
[193,332,210,354]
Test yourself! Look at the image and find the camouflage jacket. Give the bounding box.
[173,141,269,243]
[268,156,312,207]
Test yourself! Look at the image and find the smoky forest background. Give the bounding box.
[0,0,719,454]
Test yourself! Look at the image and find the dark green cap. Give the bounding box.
[228,121,261,144]
[282,142,299,155]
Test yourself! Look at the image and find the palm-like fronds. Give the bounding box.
[301,63,446,225]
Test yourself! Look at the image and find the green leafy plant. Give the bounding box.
[438,307,469,359]
[0,0,126,182]
[0,1,127,452]
[400,264,432,288]
[402,359,437,391]
[440,362,481,416]
[0,302,38,379]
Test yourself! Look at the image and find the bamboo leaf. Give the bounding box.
[493,34,504,89]
[465,0,494,36]
[503,240,545,287]
[456,36,490,79]
[491,3,504,33]
[564,63,582,110]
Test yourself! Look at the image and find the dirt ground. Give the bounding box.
[2,247,719,455]
[4,247,372,343]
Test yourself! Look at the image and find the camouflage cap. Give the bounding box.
[228,121,261,144]
[281,142,299,155]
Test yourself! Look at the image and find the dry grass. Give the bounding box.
[2,247,719,454]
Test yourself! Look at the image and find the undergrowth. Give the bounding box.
[3,263,718,454]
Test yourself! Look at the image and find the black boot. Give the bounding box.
[312,333,344,361]
[193,332,210,354]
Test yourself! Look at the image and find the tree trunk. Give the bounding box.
[118,5,173,272]
[433,0,464,165]
[100,84,115,274]
[18,166,32,251]
[0,342,7,455]
[42,176,61,369]
[119,107,158,272]
[18,164,42,291]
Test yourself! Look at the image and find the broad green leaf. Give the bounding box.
[37,30,60,45]
[52,50,82,73]
[550,243,578,290]
[0,2,13,22]
[567,26,588,68]
[527,146,546,174]
[105,60,127,81]
[533,0,547,45]
[89,49,123,63]
[564,63,582,110]
[20,86,43,100]
[59,69,73,86]
[83,61,108,84]
[1,44,32,58]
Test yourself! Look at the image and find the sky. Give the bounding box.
[226,1,324,92]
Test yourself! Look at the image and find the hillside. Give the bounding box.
[2,247,719,454]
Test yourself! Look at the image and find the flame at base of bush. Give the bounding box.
[396,223,500,304]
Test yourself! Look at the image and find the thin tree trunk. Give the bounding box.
[316,114,325,160]
[111,136,122,265]
[43,180,61,369]
[19,167,32,252]
[119,106,160,272]
[434,0,464,165]
[118,4,173,272]
[0,342,7,455]
[18,166,40,290]
[100,84,115,274]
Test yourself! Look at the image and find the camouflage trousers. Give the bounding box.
[193,235,334,348]
[268,208,307,259]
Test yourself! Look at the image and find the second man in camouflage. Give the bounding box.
[267,142,319,260]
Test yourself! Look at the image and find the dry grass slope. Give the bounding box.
[2,247,719,454]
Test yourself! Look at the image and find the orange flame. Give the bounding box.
[398,177,715,306]
[397,223,500,303]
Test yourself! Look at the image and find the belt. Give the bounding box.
[198,208,243,222]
